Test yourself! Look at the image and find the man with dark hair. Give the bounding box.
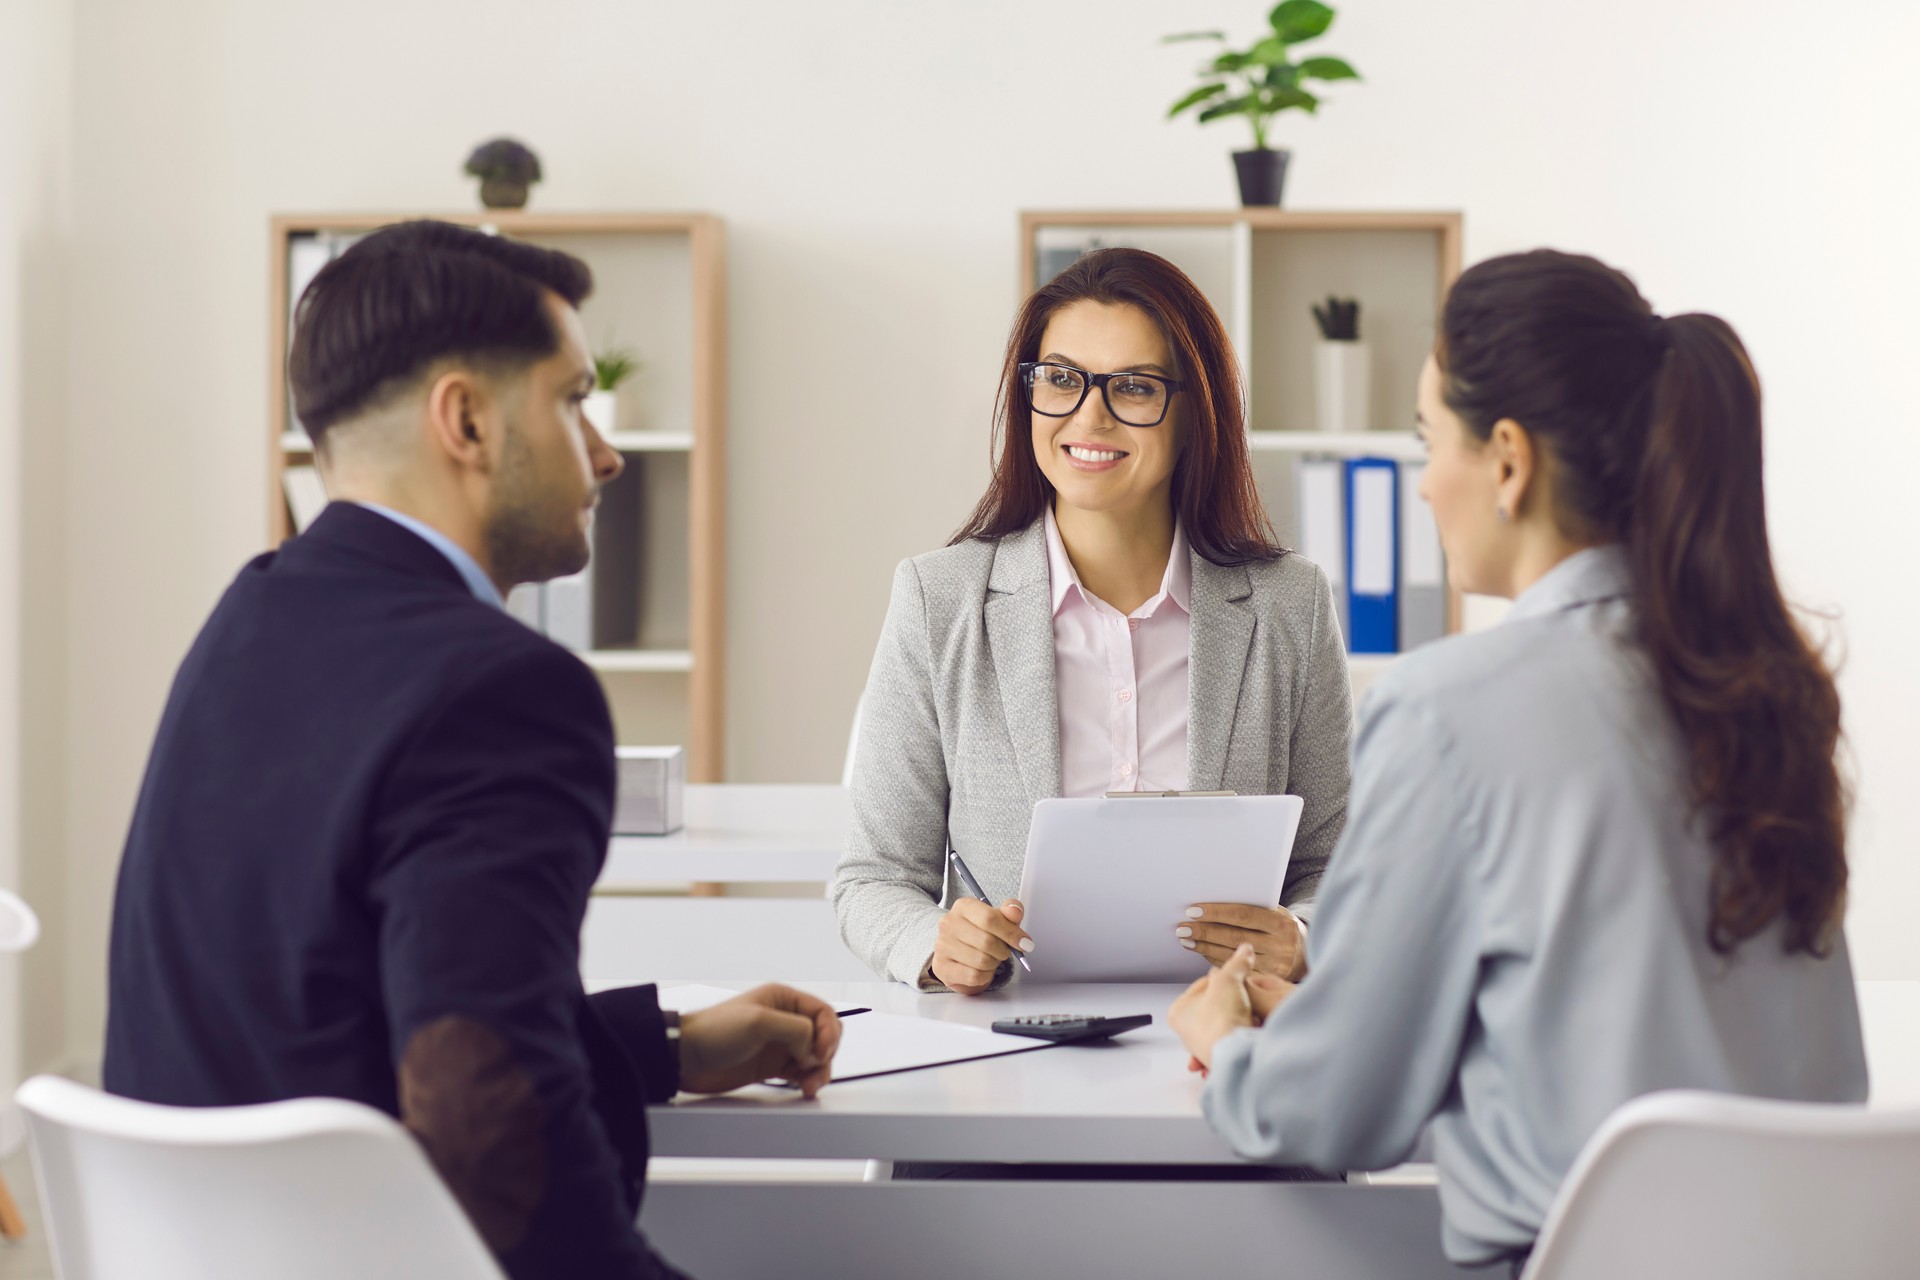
[103,220,837,1279]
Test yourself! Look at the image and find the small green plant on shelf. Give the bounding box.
[584,345,640,436]
[594,346,641,392]
[1164,1,1361,151]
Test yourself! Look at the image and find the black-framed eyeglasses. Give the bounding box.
[1018,361,1185,428]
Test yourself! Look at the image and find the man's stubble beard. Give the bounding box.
[482,423,592,589]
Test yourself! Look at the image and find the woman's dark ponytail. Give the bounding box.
[1629,313,1848,956]
[1439,251,1848,957]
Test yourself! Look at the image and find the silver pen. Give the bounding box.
[947,847,1032,973]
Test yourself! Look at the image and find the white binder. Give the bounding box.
[1295,456,1348,642]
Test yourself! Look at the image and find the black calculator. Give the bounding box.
[990,1013,1153,1043]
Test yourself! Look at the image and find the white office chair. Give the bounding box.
[0,888,43,1241]
[1523,1089,1920,1280]
[0,889,39,954]
[841,696,862,788]
[16,1075,505,1280]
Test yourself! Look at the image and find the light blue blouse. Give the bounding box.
[1201,545,1868,1266]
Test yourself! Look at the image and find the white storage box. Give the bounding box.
[614,746,686,835]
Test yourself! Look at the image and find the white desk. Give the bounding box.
[1860,979,1920,1109]
[598,784,847,887]
[586,785,868,982]
[636,979,1457,1279]
[643,980,1920,1152]
[634,978,1920,1279]
[648,980,1236,1164]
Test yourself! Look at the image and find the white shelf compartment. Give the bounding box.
[280,430,693,453]
[606,431,693,451]
[1246,430,1424,460]
[584,649,695,674]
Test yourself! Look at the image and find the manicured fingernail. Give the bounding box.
[1176,926,1193,938]
[1180,939,1197,950]
[1018,937,1035,953]
[1186,907,1204,919]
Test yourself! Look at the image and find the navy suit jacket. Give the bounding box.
[105,502,687,1279]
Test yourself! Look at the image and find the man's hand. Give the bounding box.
[1178,902,1307,980]
[677,985,842,1099]
[930,897,1032,995]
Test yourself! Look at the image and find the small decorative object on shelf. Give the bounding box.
[1164,1,1361,207]
[1311,294,1368,432]
[613,746,687,836]
[464,137,542,210]
[588,343,640,436]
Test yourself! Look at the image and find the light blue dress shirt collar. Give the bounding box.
[351,502,504,610]
[1503,543,1630,625]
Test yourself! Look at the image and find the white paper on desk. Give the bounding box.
[822,1012,1045,1084]
[657,984,868,1017]
[1016,795,1303,982]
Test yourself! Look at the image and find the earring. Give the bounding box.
[1496,505,1511,522]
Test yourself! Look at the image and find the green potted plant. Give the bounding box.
[586,344,640,436]
[464,137,543,210]
[1165,1,1360,206]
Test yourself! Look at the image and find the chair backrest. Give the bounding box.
[841,696,863,789]
[0,888,41,953]
[17,1075,505,1280]
[1525,1090,1920,1280]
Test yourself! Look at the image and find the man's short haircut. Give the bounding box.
[288,220,594,444]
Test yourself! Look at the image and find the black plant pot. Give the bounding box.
[1232,148,1292,207]
[479,176,531,210]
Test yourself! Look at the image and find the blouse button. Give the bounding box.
[1119,762,1134,776]
[1117,689,1133,703]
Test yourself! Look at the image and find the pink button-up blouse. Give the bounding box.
[1043,506,1192,799]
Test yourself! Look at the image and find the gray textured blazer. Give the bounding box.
[831,518,1354,987]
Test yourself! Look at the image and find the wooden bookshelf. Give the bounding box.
[266,211,728,781]
[1019,208,1465,647]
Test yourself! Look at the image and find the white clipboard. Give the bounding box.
[1014,794,1303,982]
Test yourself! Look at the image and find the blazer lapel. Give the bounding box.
[1186,554,1255,792]
[983,522,1061,807]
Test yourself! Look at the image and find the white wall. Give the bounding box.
[1,0,74,1085]
[28,0,1920,1069]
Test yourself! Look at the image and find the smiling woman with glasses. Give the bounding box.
[832,247,1354,1003]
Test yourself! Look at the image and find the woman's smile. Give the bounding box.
[1062,440,1129,471]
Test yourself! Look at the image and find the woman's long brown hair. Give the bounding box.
[950,247,1283,566]
[1438,250,1848,957]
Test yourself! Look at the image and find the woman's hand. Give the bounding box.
[1173,947,1298,1076]
[678,984,843,1099]
[929,897,1033,995]
[1178,902,1307,980]
[1244,969,1296,1023]
[1170,943,1261,1071]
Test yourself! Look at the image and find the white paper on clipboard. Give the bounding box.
[1014,795,1303,982]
